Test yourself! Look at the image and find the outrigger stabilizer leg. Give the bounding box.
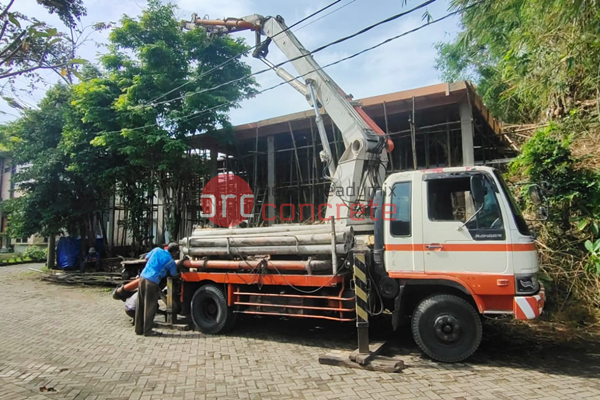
[318,250,405,373]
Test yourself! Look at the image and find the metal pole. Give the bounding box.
[330,216,338,275]
[446,116,452,167]
[166,277,176,325]
[354,251,370,355]
[267,136,275,224]
[254,126,259,189]
[425,130,430,168]
[307,83,336,176]
[310,118,316,207]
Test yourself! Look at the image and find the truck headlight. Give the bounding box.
[515,274,540,295]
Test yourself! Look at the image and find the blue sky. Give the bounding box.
[4,0,461,126]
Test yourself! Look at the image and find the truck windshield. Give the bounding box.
[493,170,531,236]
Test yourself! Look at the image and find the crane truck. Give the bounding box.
[175,13,545,363]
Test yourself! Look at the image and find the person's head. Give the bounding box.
[89,247,96,254]
[167,242,180,259]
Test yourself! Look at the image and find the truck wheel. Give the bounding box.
[191,284,234,334]
[411,294,481,363]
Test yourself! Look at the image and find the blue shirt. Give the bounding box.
[140,248,177,284]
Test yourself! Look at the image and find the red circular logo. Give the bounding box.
[201,174,254,227]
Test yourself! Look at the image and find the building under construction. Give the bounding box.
[106,81,517,248]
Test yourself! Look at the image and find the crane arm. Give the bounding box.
[184,14,394,222]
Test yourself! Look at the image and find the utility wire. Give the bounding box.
[101,2,482,136]
[146,0,437,109]
[293,0,358,33]
[148,0,344,104]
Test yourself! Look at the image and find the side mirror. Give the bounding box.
[528,185,543,206]
[470,175,485,205]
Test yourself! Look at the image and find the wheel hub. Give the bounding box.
[201,299,218,321]
[433,315,461,343]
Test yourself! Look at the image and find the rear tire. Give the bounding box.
[411,294,481,363]
[191,284,234,334]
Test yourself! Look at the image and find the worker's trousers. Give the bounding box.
[135,278,160,336]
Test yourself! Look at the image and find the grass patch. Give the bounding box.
[0,253,36,265]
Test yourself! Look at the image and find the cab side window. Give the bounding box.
[427,176,504,238]
[389,182,411,236]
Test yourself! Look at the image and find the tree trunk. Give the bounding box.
[47,235,56,269]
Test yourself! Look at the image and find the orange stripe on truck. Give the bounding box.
[385,243,536,252]
[388,271,517,313]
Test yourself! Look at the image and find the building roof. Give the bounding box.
[191,81,507,151]
[232,81,502,140]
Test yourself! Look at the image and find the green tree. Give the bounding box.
[435,0,600,123]
[1,84,112,242]
[2,1,256,253]
[74,0,256,242]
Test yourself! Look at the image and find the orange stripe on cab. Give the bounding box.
[385,243,535,252]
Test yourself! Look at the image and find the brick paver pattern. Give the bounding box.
[1,264,599,400]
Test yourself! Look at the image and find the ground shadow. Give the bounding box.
[217,314,600,379]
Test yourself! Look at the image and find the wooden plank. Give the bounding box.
[349,341,387,364]
[318,352,405,373]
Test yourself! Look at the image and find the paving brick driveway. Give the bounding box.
[1,264,599,400]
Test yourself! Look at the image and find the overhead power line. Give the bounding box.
[294,0,358,33]
[148,0,345,104]
[102,1,483,136]
[147,0,437,109]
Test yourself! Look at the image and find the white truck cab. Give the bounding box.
[372,166,544,361]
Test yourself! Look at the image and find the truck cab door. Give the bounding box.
[421,172,509,274]
[383,177,424,272]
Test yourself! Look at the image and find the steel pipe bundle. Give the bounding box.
[189,223,348,237]
[187,232,349,248]
[182,259,331,274]
[181,223,352,275]
[186,244,348,257]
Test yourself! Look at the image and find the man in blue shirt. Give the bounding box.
[135,242,180,336]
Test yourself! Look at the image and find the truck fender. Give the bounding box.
[391,277,485,329]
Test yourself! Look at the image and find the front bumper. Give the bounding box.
[513,285,545,320]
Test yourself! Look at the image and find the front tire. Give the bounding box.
[411,294,482,363]
[191,284,234,334]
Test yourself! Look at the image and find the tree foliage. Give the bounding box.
[0,0,89,92]
[436,0,600,123]
[437,1,600,316]
[2,1,256,248]
[80,0,255,242]
[1,84,111,239]
[509,121,600,313]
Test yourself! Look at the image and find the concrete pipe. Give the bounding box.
[187,232,349,248]
[187,244,348,257]
[183,259,331,274]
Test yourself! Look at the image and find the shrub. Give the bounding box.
[22,246,47,262]
[510,123,600,321]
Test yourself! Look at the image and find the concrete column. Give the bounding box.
[459,100,475,166]
[267,136,275,225]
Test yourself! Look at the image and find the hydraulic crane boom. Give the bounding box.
[183,14,394,221]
